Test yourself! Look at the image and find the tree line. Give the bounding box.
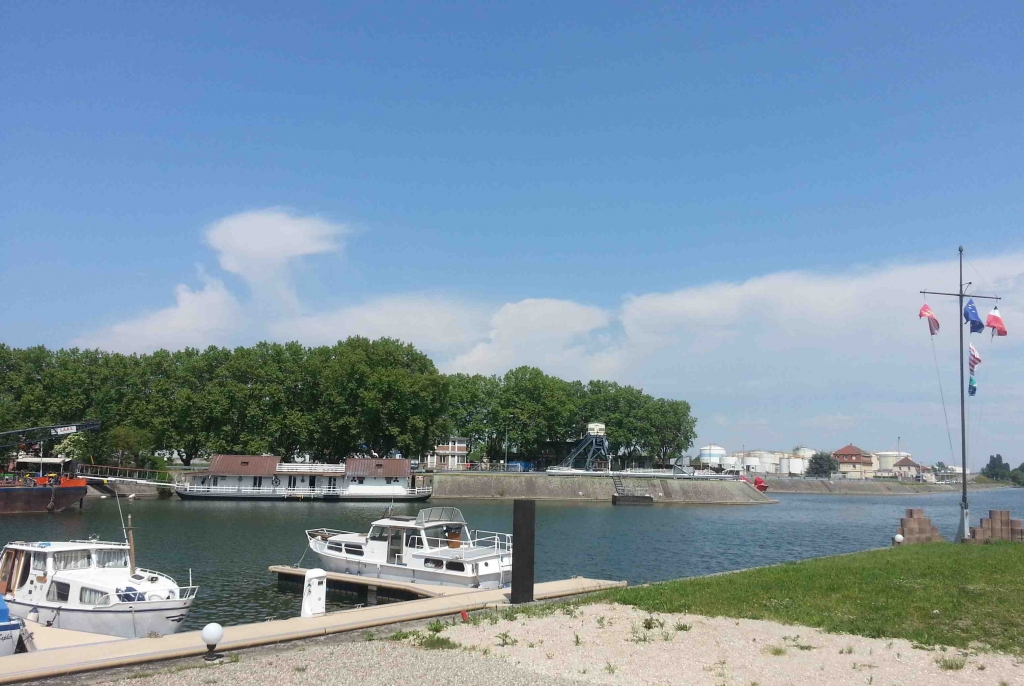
[0,339,696,468]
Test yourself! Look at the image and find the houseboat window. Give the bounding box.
[424,559,443,569]
[46,581,70,603]
[253,476,263,488]
[356,477,365,484]
[31,552,47,572]
[445,561,465,572]
[80,587,111,606]
[368,526,389,542]
[54,550,91,571]
[344,544,364,556]
[288,476,298,489]
[212,476,219,486]
[95,550,129,568]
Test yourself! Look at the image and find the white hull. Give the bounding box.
[6,597,192,639]
[0,621,18,657]
[312,551,508,590]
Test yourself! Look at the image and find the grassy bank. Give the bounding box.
[595,543,1024,654]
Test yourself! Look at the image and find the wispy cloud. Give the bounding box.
[205,208,348,314]
[73,274,242,353]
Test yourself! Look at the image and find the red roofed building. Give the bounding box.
[893,456,924,480]
[833,444,877,479]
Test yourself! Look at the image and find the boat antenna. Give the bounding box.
[115,486,128,543]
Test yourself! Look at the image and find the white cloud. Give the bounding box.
[205,208,347,313]
[74,276,242,353]
[272,295,489,356]
[448,298,613,378]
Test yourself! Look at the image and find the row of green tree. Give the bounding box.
[0,339,696,468]
[980,454,1024,486]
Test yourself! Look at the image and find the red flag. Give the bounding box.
[919,304,940,335]
[986,306,1007,337]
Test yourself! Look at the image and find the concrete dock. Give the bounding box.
[0,577,624,684]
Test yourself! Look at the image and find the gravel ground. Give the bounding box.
[89,603,1021,686]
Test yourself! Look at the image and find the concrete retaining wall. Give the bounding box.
[429,473,771,504]
[763,479,957,495]
[85,483,171,499]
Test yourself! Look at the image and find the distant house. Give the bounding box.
[424,438,470,470]
[893,456,924,480]
[834,444,876,479]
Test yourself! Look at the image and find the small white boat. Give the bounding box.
[0,539,198,639]
[306,507,513,589]
[0,596,19,657]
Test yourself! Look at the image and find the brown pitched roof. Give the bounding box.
[345,458,411,478]
[833,444,870,456]
[893,456,921,468]
[208,454,280,476]
[833,444,873,465]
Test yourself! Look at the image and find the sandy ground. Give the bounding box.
[91,603,1021,686]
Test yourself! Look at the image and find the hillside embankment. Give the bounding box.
[428,472,772,504]
[763,478,1014,495]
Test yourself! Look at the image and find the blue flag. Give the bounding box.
[968,376,978,396]
[963,298,984,333]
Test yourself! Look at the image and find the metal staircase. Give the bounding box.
[611,475,625,495]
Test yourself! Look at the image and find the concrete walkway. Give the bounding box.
[0,577,624,684]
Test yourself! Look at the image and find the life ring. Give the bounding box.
[272,477,281,487]
[146,591,169,602]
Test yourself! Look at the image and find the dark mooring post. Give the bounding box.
[511,499,536,604]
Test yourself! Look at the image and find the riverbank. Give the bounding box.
[763,478,1015,495]
[429,472,772,504]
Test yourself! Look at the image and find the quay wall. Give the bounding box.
[763,479,1012,495]
[429,473,771,504]
[85,483,170,499]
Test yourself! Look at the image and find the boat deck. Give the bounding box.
[0,577,625,684]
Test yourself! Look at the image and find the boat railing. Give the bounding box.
[92,584,199,606]
[276,463,347,473]
[175,483,432,497]
[471,530,513,553]
[306,528,359,541]
[68,539,130,548]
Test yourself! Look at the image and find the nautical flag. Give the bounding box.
[986,305,1007,338]
[918,304,940,335]
[964,298,984,333]
[969,343,981,374]
[969,376,978,396]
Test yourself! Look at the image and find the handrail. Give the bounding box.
[174,483,432,497]
[276,464,347,473]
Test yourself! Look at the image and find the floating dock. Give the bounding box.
[269,565,481,599]
[0,577,625,684]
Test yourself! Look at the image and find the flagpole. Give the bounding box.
[956,246,969,542]
[920,246,1000,543]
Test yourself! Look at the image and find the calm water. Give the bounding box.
[3,488,1022,629]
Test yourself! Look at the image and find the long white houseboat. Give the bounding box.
[306,507,512,589]
[0,539,197,638]
[175,455,431,502]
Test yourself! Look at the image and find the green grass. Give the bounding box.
[414,634,460,650]
[594,543,1024,654]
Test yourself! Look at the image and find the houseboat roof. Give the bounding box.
[346,458,411,478]
[208,454,280,476]
[4,540,128,552]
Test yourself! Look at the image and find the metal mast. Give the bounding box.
[921,246,999,542]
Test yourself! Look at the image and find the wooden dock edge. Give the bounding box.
[0,577,626,684]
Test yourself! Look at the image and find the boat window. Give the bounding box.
[368,526,389,542]
[31,552,47,573]
[80,587,111,606]
[46,581,70,603]
[95,550,129,568]
[344,544,364,556]
[423,559,443,569]
[406,531,423,549]
[445,561,465,572]
[54,550,91,571]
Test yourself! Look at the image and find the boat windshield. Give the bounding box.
[423,524,468,548]
[94,549,129,568]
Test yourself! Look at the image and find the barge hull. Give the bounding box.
[0,486,87,514]
[175,491,431,502]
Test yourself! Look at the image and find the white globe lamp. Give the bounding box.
[893,534,904,545]
[201,623,224,661]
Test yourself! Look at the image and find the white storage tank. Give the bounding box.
[720,454,740,469]
[794,447,815,460]
[874,451,908,472]
[699,444,726,465]
[788,457,806,474]
[779,457,791,474]
[741,454,760,472]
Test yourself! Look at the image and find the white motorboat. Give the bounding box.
[0,539,198,639]
[306,507,512,589]
[0,596,19,657]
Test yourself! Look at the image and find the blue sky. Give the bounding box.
[2,2,1023,465]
